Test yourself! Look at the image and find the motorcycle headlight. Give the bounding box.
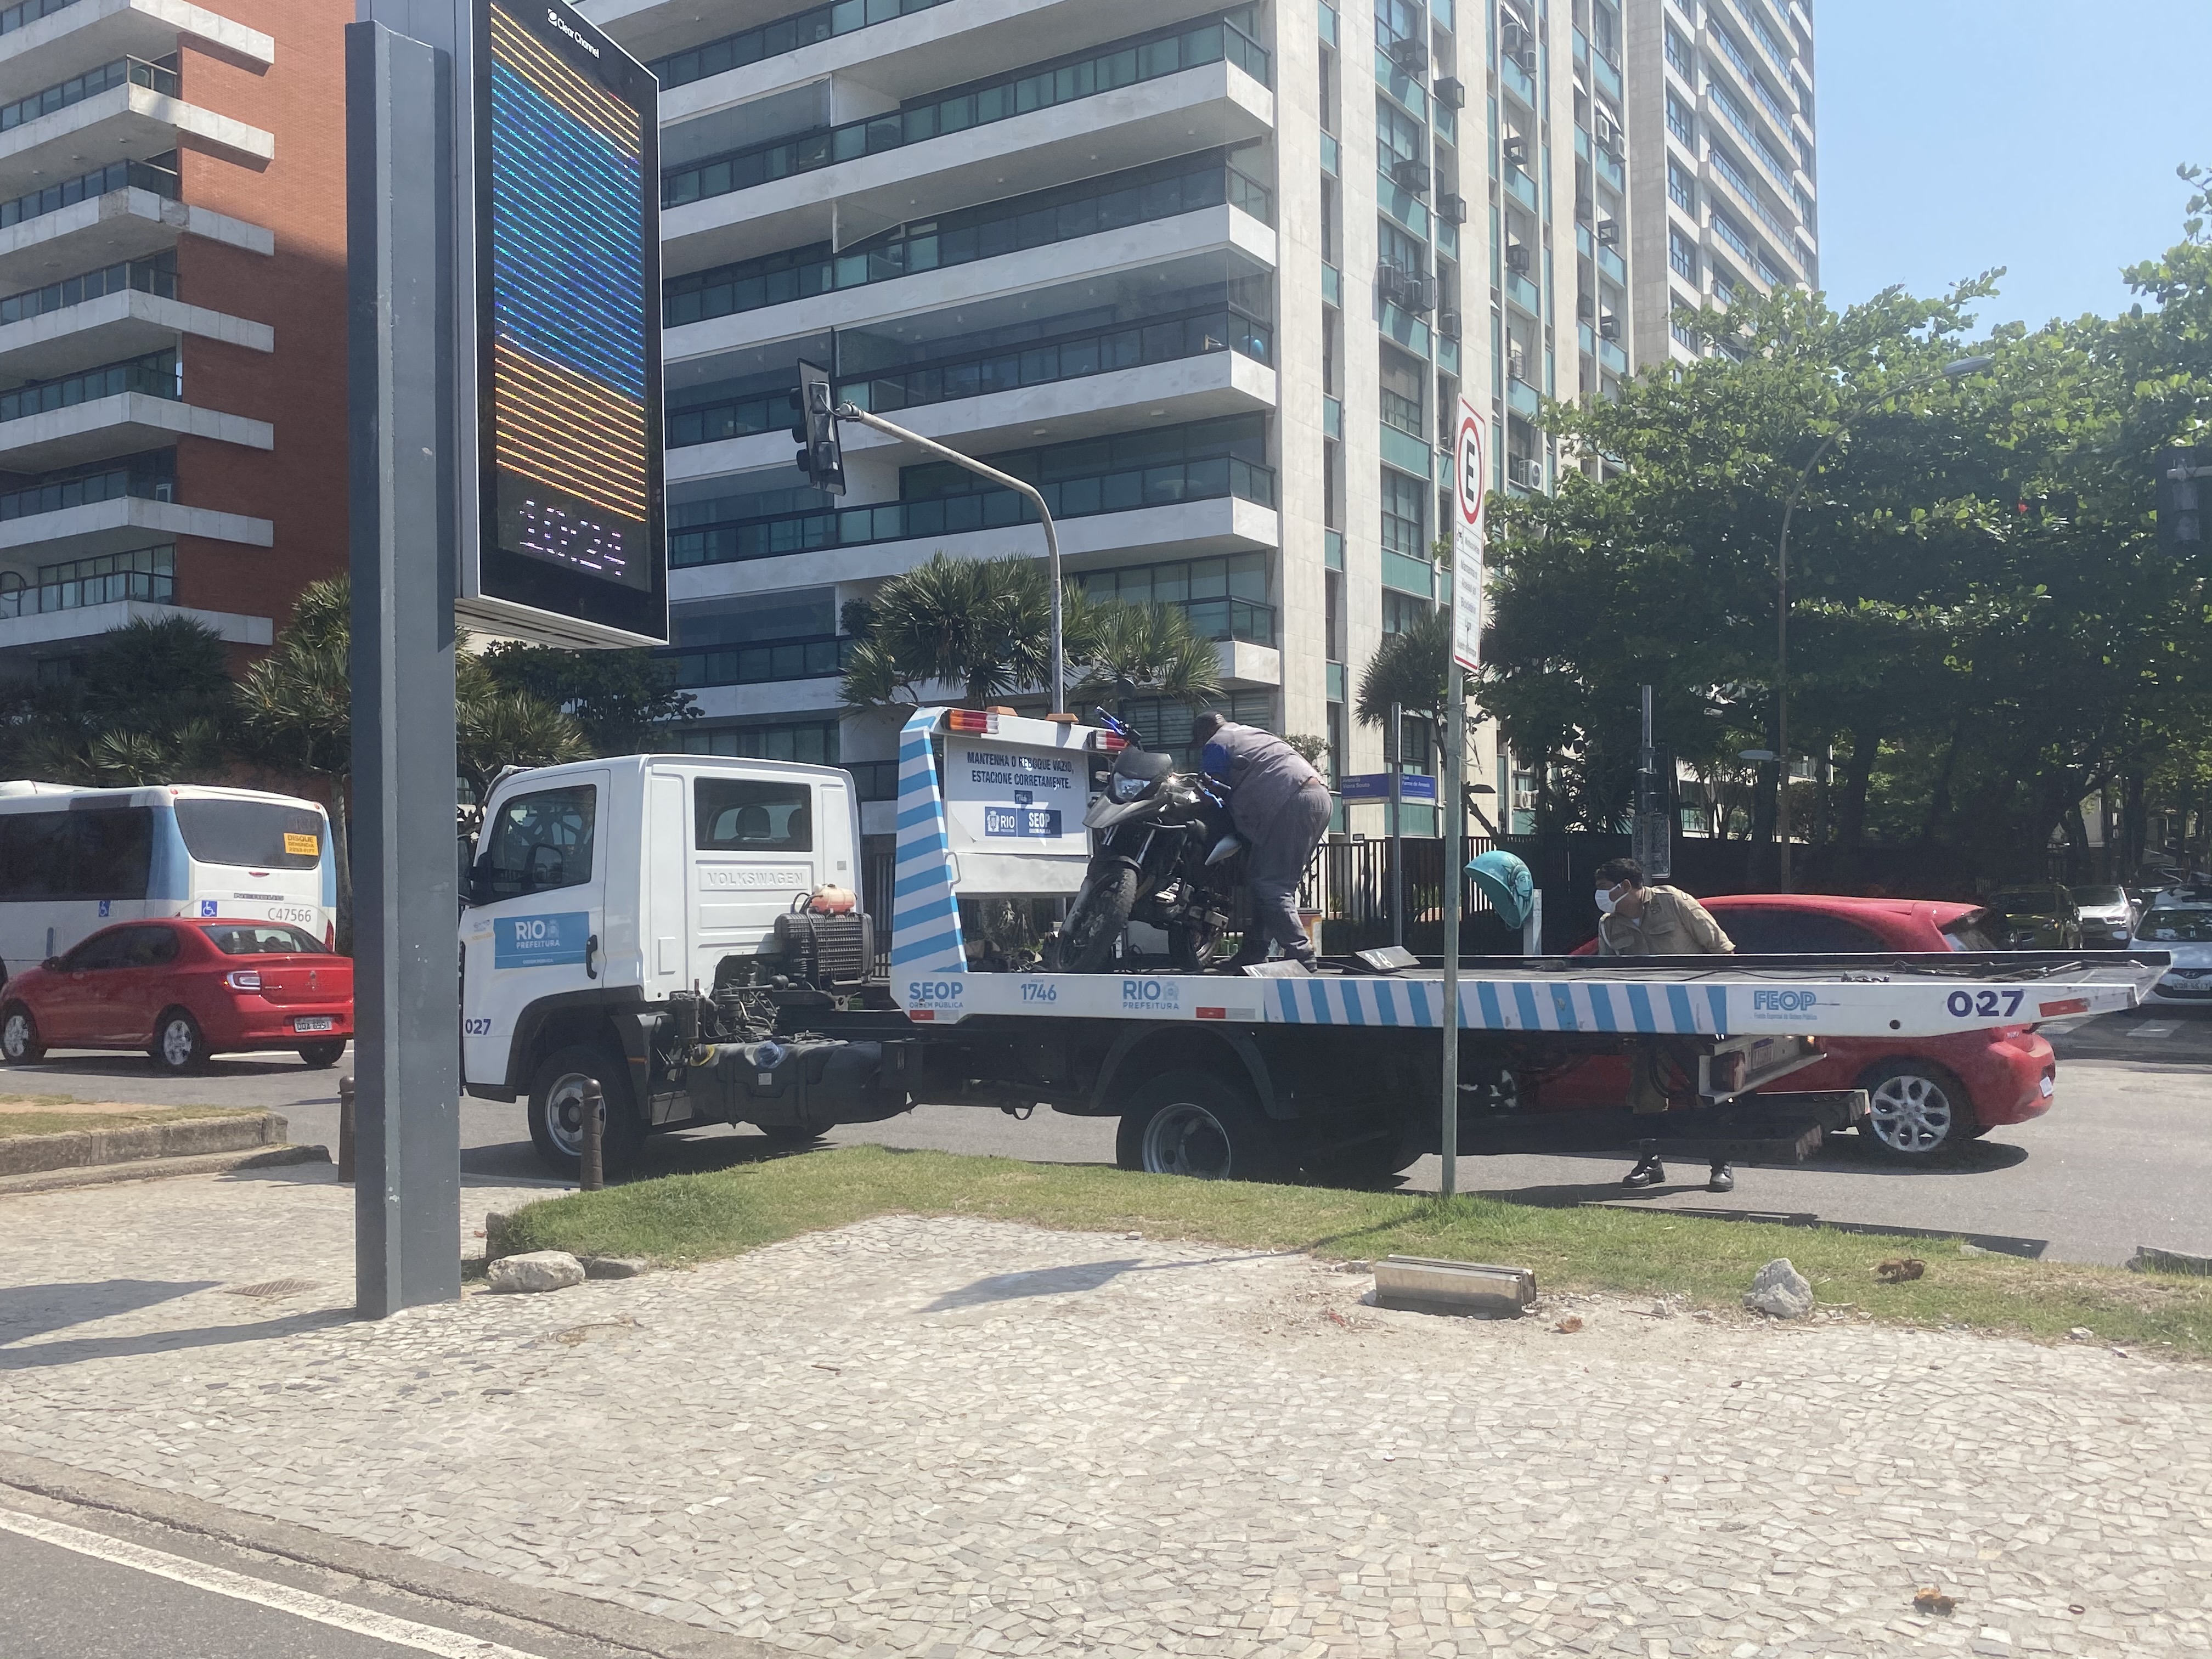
[1110,773,1150,803]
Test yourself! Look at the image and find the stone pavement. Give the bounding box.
[1,1167,2207,1658]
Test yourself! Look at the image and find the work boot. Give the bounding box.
[1621,1153,1666,1189]
[1707,1163,1734,1194]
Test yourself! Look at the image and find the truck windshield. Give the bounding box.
[173,800,324,870]
[476,785,597,901]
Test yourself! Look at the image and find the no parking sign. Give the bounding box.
[1452,397,1486,673]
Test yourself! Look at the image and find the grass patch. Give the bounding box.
[498,1144,2212,1359]
[0,1104,258,1139]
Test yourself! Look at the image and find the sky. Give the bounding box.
[1815,0,2206,336]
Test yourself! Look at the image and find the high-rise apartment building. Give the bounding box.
[581,0,1640,844]
[1623,0,1816,368]
[0,0,352,682]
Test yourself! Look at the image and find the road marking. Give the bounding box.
[2130,1023,2179,1039]
[0,1505,543,1658]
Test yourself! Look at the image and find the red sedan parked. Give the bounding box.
[1560,894,2055,1161]
[0,918,352,1073]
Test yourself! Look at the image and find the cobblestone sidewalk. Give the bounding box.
[1,1167,2207,1658]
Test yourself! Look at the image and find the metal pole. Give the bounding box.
[337,1074,356,1183]
[839,405,1065,714]
[1775,500,1792,892]
[347,20,461,1318]
[1440,663,1463,1200]
[1389,703,1405,950]
[579,1078,604,1193]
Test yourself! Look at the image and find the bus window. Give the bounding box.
[0,808,151,899]
[172,799,324,870]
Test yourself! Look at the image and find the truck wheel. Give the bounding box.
[1858,1058,1974,1162]
[528,1043,645,1180]
[1055,866,1136,972]
[1116,1069,1284,1181]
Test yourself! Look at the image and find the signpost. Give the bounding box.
[1339,773,1436,803]
[1441,399,1487,1199]
[347,0,665,1317]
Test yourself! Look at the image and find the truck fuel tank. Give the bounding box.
[686,1035,916,1133]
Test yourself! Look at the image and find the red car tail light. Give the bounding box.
[225,969,263,991]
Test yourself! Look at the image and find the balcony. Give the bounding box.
[660,17,1272,272]
[0,56,272,196]
[0,347,271,470]
[1505,268,1540,317]
[1500,54,1536,110]
[1503,165,1537,212]
[1377,171,1428,237]
[0,160,262,288]
[671,306,1270,452]
[670,345,1277,484]
[1074,550,1275,646]
[667,631,857,691]
[0,591,267,655]
[1588,46,1622,103]
[664,155,1275,360]
[0,251,269,380]
[1507,375,1541,418]
[1598,337,1627,375]
[0,449,259,561]
[0,0,272,106]
[0,539,164,616]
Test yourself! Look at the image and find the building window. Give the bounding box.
[1671,317,1702,352]
[1379,345,1424,437]
[1381,588,1429,636]
[1375,94,1425,168]
[1667,161,1696,212]
[667,720,841,764]
[1665,92,1694,147]
[1378,220,1425,276]
[1669,229,1698,282]
[1663,25,1692,78]
[1380,468,1426,556]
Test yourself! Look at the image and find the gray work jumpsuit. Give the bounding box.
[1200,721,1333,963]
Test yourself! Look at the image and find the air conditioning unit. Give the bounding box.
[1387,35,1429,74]
[1502,136,1528,168]
[1439,307,1463,340]
[1403,274,1437,314]
[1443,193,1469,224]
[1506,454,1540,486]
[1596,218,1620,246]
[1505,242,1531,274]
[1595,119,1622,156]
[1434,76,1467,109]
[1500,19,1527,54]
[1391,157,1432,194]
[1599,315,1621,341]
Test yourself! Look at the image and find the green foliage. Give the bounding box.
[1479,230,2212,873]
[478,641,698,755]
[842,551,1221,711]
[0,616,237,785]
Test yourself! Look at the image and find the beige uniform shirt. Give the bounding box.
[1597,885,1735,956]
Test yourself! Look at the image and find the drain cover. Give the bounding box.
[222,1279,320,1299]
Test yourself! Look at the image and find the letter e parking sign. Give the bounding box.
[1452,398,1486,673]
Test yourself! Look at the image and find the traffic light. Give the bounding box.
[2158,446,2204,557]
[791,358,845,496]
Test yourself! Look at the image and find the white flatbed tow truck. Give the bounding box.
[459,708,2164,1180]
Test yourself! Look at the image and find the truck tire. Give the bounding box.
[1115,1068,1285,1181]
[1055,866,1136,972]
[528,1042,645,1180]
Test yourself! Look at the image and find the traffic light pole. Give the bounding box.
[836,404,1066,716]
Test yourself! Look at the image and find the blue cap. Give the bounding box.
[1465,849,1536,929]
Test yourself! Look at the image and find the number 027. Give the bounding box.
[1945,989,2023,1019]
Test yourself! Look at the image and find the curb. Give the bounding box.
[0,1111,289,1177]
[0,1142,329,1198]
[0,1450,786,1659]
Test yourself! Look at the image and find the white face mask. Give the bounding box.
[1595,887,1618,916]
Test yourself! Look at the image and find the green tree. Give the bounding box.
[478,641,698,754]
[2,616,235,785]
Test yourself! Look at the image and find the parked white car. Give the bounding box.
[2131,889,2212,1006]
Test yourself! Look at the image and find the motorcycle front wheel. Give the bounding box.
[1170,911,1228,972]
[1054,865,1138,972]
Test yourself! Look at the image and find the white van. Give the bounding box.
[0,782,336,984]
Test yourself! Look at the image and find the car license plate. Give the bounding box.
[293,1016,335,1033]
[2038,1075,2055,1098]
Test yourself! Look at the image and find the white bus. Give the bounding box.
[0,782,337,984]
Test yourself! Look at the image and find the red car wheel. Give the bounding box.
[1858,1058,1974,1160]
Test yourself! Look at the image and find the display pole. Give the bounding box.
[347,19,461,1317]
[1442,399,1489,1203]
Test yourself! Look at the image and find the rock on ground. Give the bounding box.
[486,1250,584,1294]
[1743,1255,1815,1318]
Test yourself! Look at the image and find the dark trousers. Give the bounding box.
[1244,781,1333,963]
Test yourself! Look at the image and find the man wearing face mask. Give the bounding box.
[1591,856,1739,1192]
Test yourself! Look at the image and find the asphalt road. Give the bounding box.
[5,1007,2208,1267]
[0,1498,629,1659]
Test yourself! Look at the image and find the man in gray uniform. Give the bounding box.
[1195,710,1333,968]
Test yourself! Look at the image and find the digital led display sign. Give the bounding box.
[471,0,665,645]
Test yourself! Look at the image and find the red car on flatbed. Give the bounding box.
[0,918,352,1074]
[1561,894,2054,1161]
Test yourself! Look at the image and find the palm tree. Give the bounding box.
[841,552,1080,709]
[1069,599,1222,713]
[1357,610,1496,834]
[6,615,235,785]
